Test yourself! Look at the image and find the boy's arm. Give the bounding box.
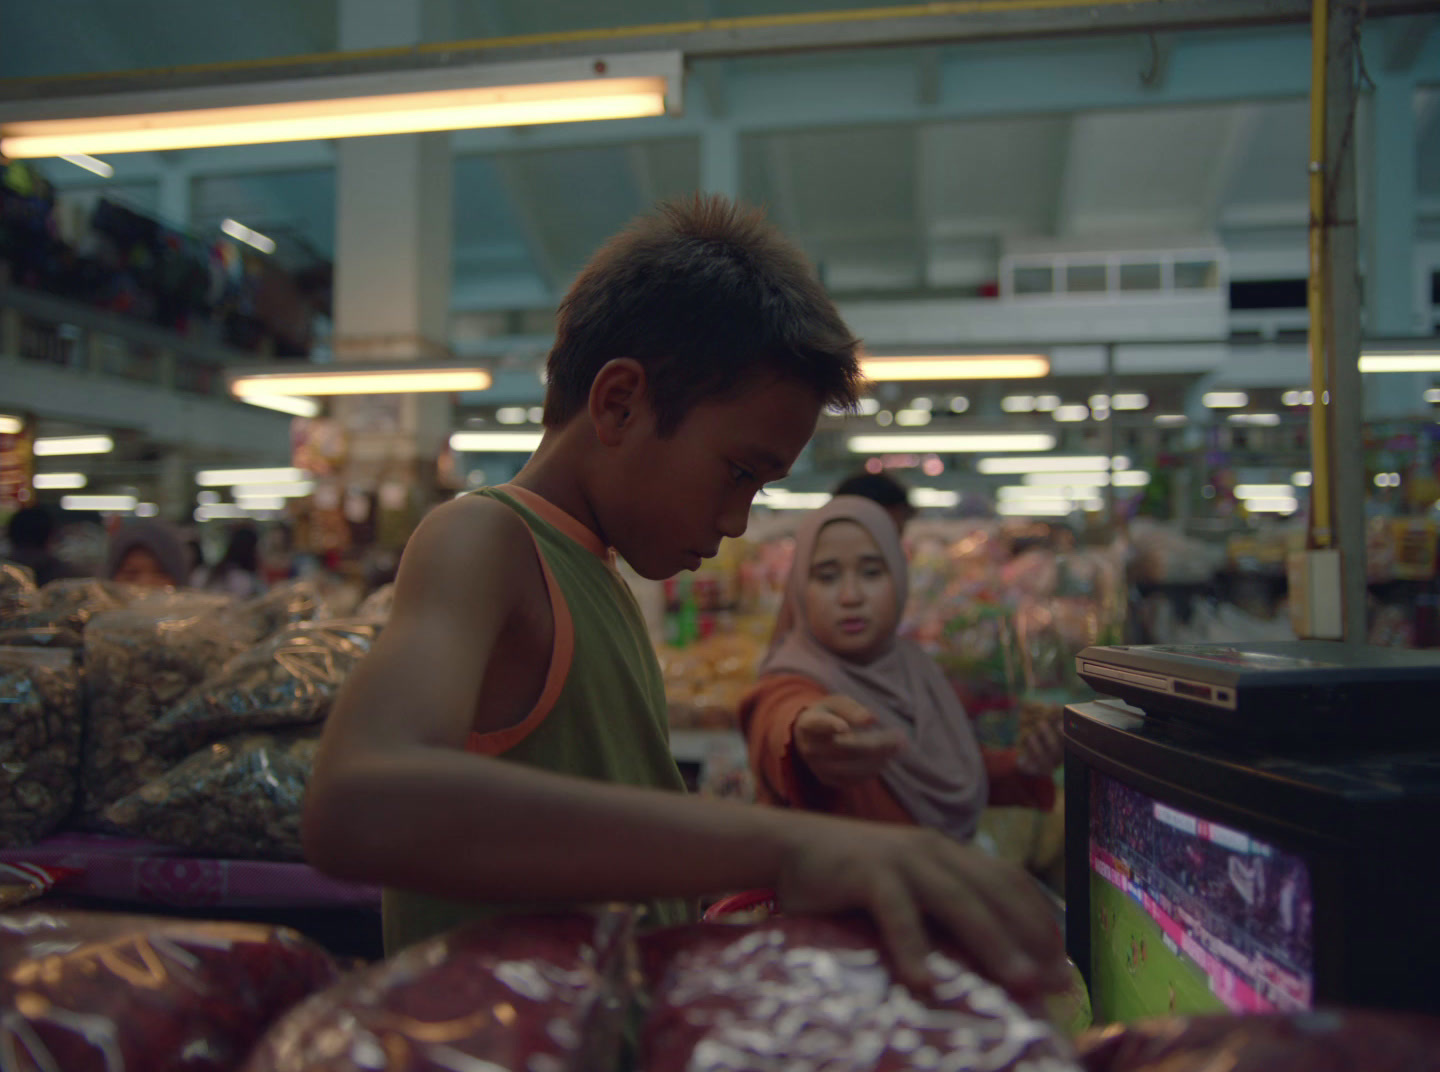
[304,498,1067,995]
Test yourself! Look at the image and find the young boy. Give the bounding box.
[303,195,1067,995]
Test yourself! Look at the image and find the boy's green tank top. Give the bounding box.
[381,485,694,954]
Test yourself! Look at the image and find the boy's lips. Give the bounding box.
[839,617,868,634]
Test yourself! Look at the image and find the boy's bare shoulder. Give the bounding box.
[395,493,541,605]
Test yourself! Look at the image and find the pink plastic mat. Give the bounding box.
[0,833,380,909]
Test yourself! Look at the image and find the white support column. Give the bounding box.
[330,0,455,525]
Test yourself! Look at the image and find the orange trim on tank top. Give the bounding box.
[465,493,577,757]
[496,483,612,563]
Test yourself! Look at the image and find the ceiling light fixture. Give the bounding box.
[948,396,970,413]
[239,393,320,418]
[847,433,1056,454]
[860,355,1049,381]
[1202,392,1249,408]
[60,494,136,512]
[1153,414,1189,426]
[1293,471,1313,487]
[32,473,88,490]
[34,435,114,456]
[1424,389,1440,404]
[1000,484,1103,499]
[1111,393,1149,410]
[1235,484,1295,498]
[977,455,1129,475]
[231,481,316,498]
[1227,412,1281,426]
[894,409,932,427]
[229,363,491,397]
[0,415,25,434]
[449,431,543,452]
[1358,350,1440,373]
[221,218,276,254]
[1243,497,1300,514]
[1052,405,1089,423]
[0,53,681,157]
[1001,396,1038,413]
[757,490,832,510]
[910,488,960,508]
[196,467,308,486]
[60,153,114,177]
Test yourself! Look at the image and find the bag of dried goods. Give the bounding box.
[244,911,637,1072]
[103,730,317,860]
[0,577,141,647]
[225,580,329,642]
[147,619,379,757]
[641,916,1081,1072]
[0,646,84,847]
[0,561,37,618]
[81,597,251,820]
[0,909,339,1072]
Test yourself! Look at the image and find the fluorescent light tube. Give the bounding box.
[34,435,113,456]
[449,431,543,452]
[0,415,22,434]
[1359,352,1440,373]
[860,355,1049,381]
[231,482,315,498]
[1052,405,1089,423]
[977,456,1128,474]
[240,393,320,417]
[32,473,87,490]
[910,489,960,508]
[894,409,932,427]
[1243,497,1299,513]
[1202,392,1249,408]
[196,467,308,486]
[1234,484,1296,498]
[1,76,669,157]
[60,494,136,511]
[231,366,491,396]
[847,433,1056,454]
[221,218,276,254]
[60,153,114,177]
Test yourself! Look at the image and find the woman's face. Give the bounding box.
[113,547,175,588]
[802,519,899,663]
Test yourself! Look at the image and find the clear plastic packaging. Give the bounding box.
[0,909,339,1072]
[148,619,380,756]
[226,580,329,642]
[244,910,636,1072]
[0,645,84,847]
[81,596,251,820]
[103,730,318,860]
[0,576,142,647]
[641,916,1080,1072]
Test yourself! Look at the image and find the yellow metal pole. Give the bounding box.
[1306,0,1333,550]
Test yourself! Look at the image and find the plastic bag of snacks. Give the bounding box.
[0,577,141,647]
[226,580,329,642]
[0,646,84,847]
[0,909,339,1072]
[244,910,637,1072]
[355,582,395,620]
[103,730,317,860]
[0,561,37,617]
[0,861,79,908]
[1076,1011,1440,1072]
[146,620,380,757]
[81,597,251,821]
[640,916,1081,1072]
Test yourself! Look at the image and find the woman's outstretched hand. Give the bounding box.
[794,694,905,788]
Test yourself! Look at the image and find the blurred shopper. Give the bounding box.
[4,505,73,586]
[203,524,265,597]
[832,471,916,534]
[105,518,189,588]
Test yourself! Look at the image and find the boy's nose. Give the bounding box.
[717,499,749,540]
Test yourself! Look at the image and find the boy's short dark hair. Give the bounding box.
[832,471,912,511]
[543,195,862,435]
[7,506,56,550]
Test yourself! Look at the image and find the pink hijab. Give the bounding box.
[758,496,989,842]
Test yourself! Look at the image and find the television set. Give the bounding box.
[1064,698,1440,1019]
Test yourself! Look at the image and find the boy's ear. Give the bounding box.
[588,358,647,446]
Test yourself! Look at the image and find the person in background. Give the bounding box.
[185,537,207,587]
[4,505,73,586]
[106,518,189,588]
[832,471,916,534]
[741,496,1063,838]
[204,524,265,597]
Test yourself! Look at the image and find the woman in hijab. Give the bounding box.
[106,519,190,588]
[740,496,1062,840]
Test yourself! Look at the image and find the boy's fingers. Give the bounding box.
[912,858,1041,992]
[866,873,933,990]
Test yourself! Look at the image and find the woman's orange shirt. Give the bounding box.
[738,674,1056,826]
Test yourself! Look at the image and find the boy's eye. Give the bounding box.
[729,463,756,484]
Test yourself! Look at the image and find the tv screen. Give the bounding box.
[1088,769,1314,1022]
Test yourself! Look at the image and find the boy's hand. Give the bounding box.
[775,816,1070,997]
[1017,720,1064,778]
[793,695,904,788]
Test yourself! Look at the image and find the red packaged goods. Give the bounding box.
[1076,1012,1440,1072]
[0,909,339,1072]
[244,911,636,1072]
[641,916,1080,1072]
